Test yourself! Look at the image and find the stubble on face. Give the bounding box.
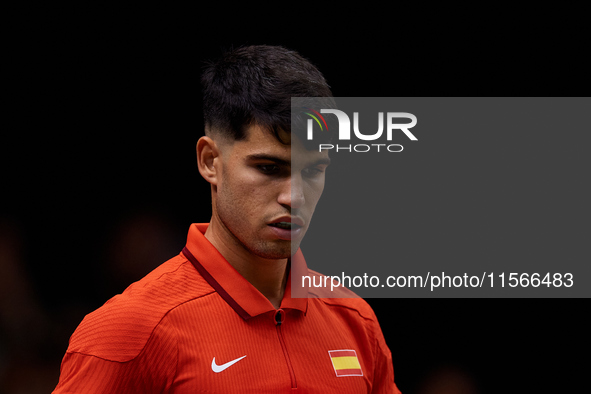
[215,175,294,260]
[212,125,328,262]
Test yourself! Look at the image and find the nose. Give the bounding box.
[278,174,305,210]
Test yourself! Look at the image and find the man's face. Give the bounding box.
[214,125,330,260]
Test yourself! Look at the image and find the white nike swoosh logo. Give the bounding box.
[211,355,247,373]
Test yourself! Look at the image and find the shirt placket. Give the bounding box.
[274,309,297,389]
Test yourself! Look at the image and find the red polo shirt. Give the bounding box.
[54,223,401,393]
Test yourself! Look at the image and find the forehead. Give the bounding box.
[225,125,329,167]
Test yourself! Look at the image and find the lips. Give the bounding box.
[268,216,305,229]
[269,222,300,230]
[268,216,305,240]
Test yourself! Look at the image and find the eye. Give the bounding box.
[302,167,324,177]
[257,164,280,175]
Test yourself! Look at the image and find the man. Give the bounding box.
[54,45,401,393]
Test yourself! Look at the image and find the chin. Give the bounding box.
[251,241,294,260]
[261,249,292,260]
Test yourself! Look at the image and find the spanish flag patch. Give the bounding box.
[328,349,363,377]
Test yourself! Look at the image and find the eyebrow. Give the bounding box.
[246,154,331,167]
[308,157,331,166]
[246,154,290,167]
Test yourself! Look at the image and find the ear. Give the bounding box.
[196,136,221,185]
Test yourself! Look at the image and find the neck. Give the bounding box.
[204,218,288,309]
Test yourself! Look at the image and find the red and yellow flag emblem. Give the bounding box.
[328,349,363,377]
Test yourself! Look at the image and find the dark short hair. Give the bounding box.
[201,45,334,145]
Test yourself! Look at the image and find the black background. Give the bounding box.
[2,5,588,393]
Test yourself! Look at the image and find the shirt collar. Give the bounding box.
[182,223,308,320]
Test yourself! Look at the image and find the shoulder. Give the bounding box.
[305,281,392,361]
[311,295,380,324]
[67,254,214,362]
[304,276,393,362]
[304,269,379,322]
